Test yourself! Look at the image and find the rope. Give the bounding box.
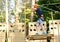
[39,5,60,14]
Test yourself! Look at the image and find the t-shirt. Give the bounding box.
[36,8,42,16]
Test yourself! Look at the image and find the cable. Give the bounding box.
[39,3,60,6]
[39,5,60,14]
[55,5,60,10]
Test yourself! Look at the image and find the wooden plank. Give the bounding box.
[0,30,6,42]
[49,20,60,42]
[26,34,54,40]
[8,23,26,42]
[29,40,41,42]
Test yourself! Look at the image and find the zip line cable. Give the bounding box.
[38,5,60,14]
[40,3,60,6]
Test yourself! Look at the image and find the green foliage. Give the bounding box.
[26,8,31,14]
[0,11,6,23]
[33,12,38,22]
[26,18,30,24]
[19,13,23,22]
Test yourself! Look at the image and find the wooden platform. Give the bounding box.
[26,34,54,40]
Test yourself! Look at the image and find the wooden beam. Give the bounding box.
[26,34,54,40]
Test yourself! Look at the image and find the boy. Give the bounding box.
[32,4,46,35]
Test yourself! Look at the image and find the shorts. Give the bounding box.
[37,18,43,24]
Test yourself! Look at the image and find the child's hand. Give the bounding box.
[41,15,44,20]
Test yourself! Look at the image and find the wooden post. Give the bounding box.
[14,0,19,26]
[6,0,8,42]
[31,0,35,22]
